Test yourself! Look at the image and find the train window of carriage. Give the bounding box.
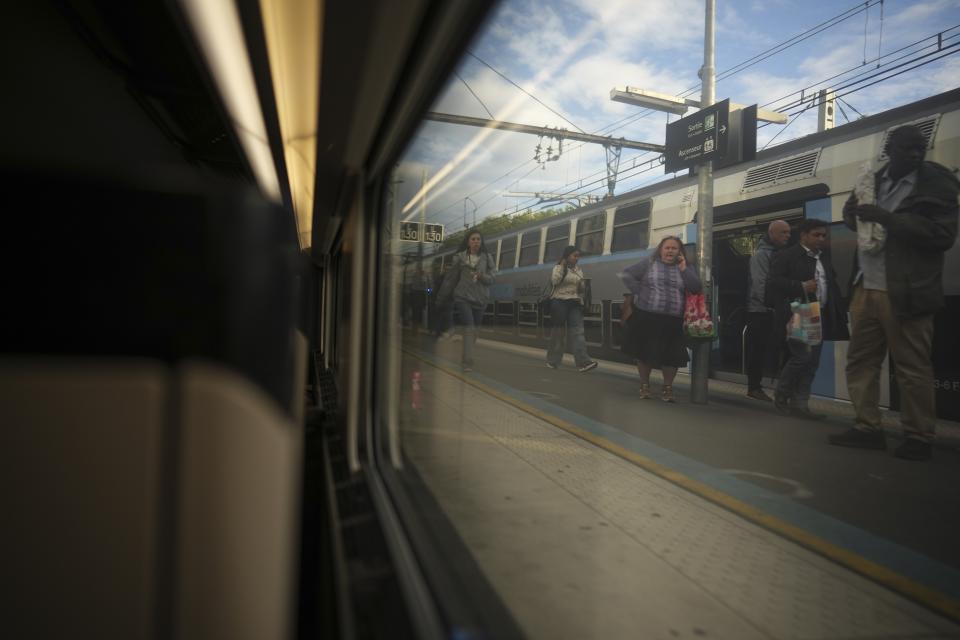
[611,201,651,252]
[498,234,517,269]
[575,212,605,255]
[518,229,541,266]
[543,223,570,263]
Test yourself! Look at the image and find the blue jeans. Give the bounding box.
[776,340,822,409]
[546,299,591,367]
[454,299,483,366]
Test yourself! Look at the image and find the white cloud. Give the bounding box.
[395,0,960,226]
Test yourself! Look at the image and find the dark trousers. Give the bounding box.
[776,340,823,409]
[745,311,774,390]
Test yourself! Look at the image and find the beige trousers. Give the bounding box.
[845,285,936,440]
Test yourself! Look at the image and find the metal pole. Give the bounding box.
[691,0,716,405]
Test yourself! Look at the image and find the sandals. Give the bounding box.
[639,383,651,399]
[661,385,675,403]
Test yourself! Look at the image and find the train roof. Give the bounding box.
[463,86,960,247]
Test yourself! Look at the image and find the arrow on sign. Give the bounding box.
[719,124,727,134]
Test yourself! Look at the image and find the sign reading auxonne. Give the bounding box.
[400,222,445,243]
[664,99,730,173]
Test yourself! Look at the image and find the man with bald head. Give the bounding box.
[744,219,791,401]
[829,124,959,461]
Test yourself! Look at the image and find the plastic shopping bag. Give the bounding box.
[787,299,822,346]
[853,162,886,255]
[683,293,716,339]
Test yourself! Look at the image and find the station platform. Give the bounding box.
[400,336,960,639]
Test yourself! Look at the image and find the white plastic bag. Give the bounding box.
[852,162,886,255]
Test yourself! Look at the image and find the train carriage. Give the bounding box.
[420,88,960,419]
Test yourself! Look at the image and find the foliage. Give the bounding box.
[438,206,573,251]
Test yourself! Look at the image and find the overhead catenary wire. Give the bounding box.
[430,3,946,225]
[454,71,495,119]
[466,51,586,133]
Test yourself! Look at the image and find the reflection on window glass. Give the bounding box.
[498,234,517,269]
[518,229,541,266]
[544,222,570,262]
[611,201,650,252]
[575,212,605,255]
[378,0,960,636]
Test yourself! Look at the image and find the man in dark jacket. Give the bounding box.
[745,219,791,401]
[828,125,959,461]
[768,218,849,419]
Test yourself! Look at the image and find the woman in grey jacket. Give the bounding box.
[545,246,598,372]
[437,229,496,372]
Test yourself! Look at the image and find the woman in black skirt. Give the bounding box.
[619,236,702,402]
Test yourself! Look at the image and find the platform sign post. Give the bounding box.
[691,0,716,405]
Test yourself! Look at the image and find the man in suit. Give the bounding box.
[767,218,849,420]
[828,125,959,461]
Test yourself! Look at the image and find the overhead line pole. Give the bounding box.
[691,0,716,405]
[424,112,665,153]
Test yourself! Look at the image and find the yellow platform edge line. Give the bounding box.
[407,352,960,623]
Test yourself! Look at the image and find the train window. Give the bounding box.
[575,212,605,255]
[517,229,541,266]
[543,223,570,263]
[611,201,651,252]
[498,235,517,269]
[375,4,960,637]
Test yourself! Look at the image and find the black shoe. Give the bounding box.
[773,393,791,414]
[546,361,558,370]
[791,407,826,421]
[893,438,932,461]
[746,389,772,402]
[828,427,886,450]
[578,361,598,373]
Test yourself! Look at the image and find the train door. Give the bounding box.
[711,212,803,382]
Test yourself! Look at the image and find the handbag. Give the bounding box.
[682,292,715,339]
[787,294,822,346]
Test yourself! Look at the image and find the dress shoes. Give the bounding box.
[827,427,886,450]
[791,407,826,421]
[893,438,932,461]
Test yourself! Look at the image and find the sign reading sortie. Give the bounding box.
[664,98,730,173]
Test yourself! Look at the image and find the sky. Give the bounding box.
[394,0,960,232]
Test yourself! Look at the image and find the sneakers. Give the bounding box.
[828,427,886,450]
[773,392,791,415]
[461,363,473,373]
[578,361,598,373]
[791,407,826,421]
[894,438,932,461]
[639,383,651,400]
[746,388,773,402]
[661,385,675,403]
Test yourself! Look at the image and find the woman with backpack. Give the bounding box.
[545,246,598,372]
